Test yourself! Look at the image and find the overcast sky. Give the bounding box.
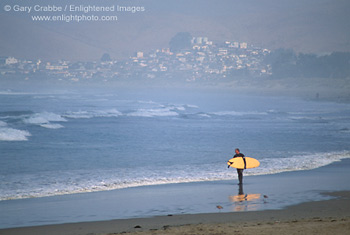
[1,0,349,61]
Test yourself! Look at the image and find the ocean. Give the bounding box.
[1,89,350,202]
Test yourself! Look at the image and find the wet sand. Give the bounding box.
[1,158,350,234]
[1,191,349,235]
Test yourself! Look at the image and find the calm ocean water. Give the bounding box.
[1,89,350,201]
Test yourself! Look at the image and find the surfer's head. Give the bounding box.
[235,148,240,154]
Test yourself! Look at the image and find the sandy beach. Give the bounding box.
[1,191,349,235]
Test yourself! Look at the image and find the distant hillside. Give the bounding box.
[1,0,349,61]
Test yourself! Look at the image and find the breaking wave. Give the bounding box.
[248,151,350,176]
[0,126,31,141]
[23,112,66,129]
[1,151,349,201]
[63,109,122,119]
[211,111,268,116]
[127,107,179,117]
[39,123,65,129]
[24,112,67,124]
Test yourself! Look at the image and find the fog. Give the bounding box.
[1,0,350,100]
[2,0,350,60]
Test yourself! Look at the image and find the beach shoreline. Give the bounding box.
[1,158,350,231]
[1,158,350,234]
[1,191,349,235]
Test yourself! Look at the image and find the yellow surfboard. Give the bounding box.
[227,157,260,169]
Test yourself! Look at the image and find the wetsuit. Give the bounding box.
[233,153,246,184]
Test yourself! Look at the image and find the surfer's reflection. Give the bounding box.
[229,184,261,211]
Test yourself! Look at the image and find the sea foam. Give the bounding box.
[1,151,349,201]
[63,109,122,119]
[212,111,268,116]
[24,112,67,124]
[127,107,179,117]
[0,127,31,141]
[23,112,66,129]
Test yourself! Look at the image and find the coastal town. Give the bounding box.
[0,36,272,84]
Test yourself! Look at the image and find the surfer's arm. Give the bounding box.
[241,154,247,169]
[230,155,237,168]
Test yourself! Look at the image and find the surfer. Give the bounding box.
[227,149,259,185]
[233,148,246,185]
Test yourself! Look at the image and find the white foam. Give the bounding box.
[137,100,157,104]
[186,104,199,109]
[40,123,64,129]
[246,151,350,176]
[63,111,91,119]
[168,104,199,111]
[24,112,67,125]
[0,166,231,201]
[126,103,198,118]
[63,109,122,119]
[94,109,122,117]
[1,151,349,201]
[0,121,7,127]
[61,103,196,119]
[212,111,268,116]
[0,127,31,141]
[174,106,186,111]
[127,108,179,117]
[22,112,67,129]
[289,116,328,123]
[198,113,211,118]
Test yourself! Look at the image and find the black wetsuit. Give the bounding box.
[233,153,246,184]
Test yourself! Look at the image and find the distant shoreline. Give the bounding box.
[1,75,349,104]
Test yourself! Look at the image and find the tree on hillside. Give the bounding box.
[101,53,111,62]
[169,32,192,53]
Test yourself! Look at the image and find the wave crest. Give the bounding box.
[0,127,31,141]
[23,112,66,129]
[212,111,268,116]
[63,109,122,119]
[127,108,179,117]
[1,151,349,200]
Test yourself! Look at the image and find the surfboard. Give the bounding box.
[227,157,260,169]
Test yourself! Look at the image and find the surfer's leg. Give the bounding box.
[237,169,243,184]
[238,172,243,184]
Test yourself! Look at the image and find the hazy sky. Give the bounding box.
[1,0,350,61]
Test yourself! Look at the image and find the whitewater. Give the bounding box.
[1,90,350,201]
